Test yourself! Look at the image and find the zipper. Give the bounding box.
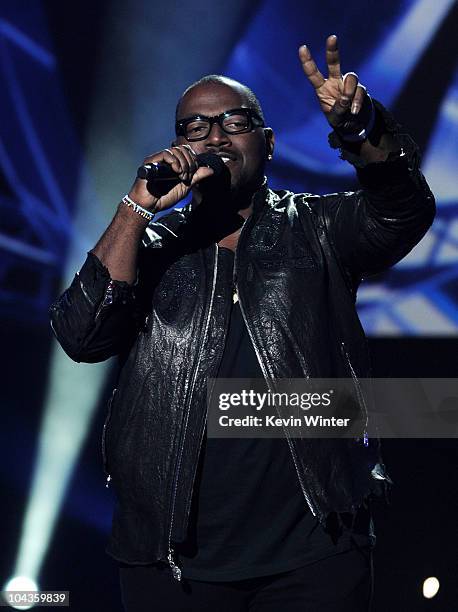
[340,341,369,447]
[102,387,117,488]
[78,274,96,307]
[181,256,234,534]
[169,400,209,581]
[95,280,115,320]
[234,213,319,518]
[166,246,219,581]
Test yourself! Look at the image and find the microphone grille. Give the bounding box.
[196,153,226,177]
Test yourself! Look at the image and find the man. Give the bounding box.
[50,36,435,611]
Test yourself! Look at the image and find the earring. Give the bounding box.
[267,154,273,160]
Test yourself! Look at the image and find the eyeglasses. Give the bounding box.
[175,107,265,141]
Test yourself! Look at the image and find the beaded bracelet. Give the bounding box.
[122,194,156,222]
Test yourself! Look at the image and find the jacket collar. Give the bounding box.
[251,177,270,217]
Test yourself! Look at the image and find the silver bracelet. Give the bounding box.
[122,194,155,222]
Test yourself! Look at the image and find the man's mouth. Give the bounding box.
[215,152,237,164]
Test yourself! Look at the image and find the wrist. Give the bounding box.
[127,187,158,210]
[328,98,405,168]
[116,201,149,225]
[119,195,156,224]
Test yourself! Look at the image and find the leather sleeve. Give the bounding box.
[317,109,436,281]
[49,251,138,363]
[49,206,192,363]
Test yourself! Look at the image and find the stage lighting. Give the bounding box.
[422,576,440,599]
[3,576,39,610]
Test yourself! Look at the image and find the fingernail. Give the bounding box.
[351,102,359,114]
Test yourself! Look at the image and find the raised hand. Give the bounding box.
[298,35,367,130]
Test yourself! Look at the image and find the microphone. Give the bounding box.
[136,152,226,183]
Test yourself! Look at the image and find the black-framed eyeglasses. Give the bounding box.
[175,107,265,141]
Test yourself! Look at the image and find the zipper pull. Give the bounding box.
[95,280,115,320]
[167,548,182,581]
[105,474,111,488]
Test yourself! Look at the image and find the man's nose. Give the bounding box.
[205,122,231,146]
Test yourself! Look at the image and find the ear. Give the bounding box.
[264,127,275,160]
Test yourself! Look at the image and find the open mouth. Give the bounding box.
[215,153,237,164]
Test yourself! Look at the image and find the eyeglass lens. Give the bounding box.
[184,112,251,140]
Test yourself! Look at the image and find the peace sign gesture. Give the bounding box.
[299,35,367,129]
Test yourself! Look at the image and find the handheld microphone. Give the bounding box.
[136,152,226,183]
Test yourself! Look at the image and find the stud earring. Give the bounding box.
[267,154,273,160]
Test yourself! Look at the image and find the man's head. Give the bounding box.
[174,75,274,198]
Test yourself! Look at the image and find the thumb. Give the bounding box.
[190,165,215,187]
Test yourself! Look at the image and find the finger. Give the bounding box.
[351,84,366,115]
[325,34,341,79]
[143,149,182,175]
[154,182,189,212]
[190,165,214,187]
[162,149,182,176]
[326,72,359,127]
[182,143,197,157]
[298,44,325,89]
[168,146,190,181]
[173,146,193,185]
[175,144,198,178]
[339,72,359,112]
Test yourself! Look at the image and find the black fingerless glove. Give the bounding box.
[333,94,375,142]
[328,98,404,166]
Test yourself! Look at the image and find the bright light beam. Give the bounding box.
[12,355,109,582]
[5,12,111,588]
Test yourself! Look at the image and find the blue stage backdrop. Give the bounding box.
[222,0,458,335]
[1,0,457,335]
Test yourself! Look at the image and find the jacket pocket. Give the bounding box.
[102,387,117,485]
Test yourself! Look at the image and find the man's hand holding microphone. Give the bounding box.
[128,145,222,214]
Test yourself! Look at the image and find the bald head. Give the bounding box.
[175,74,265,123]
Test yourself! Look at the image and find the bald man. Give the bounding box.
[50,36,435,611]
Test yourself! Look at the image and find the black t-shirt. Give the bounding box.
[175,249,373,582]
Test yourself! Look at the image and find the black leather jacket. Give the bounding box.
[50,127,435,577]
